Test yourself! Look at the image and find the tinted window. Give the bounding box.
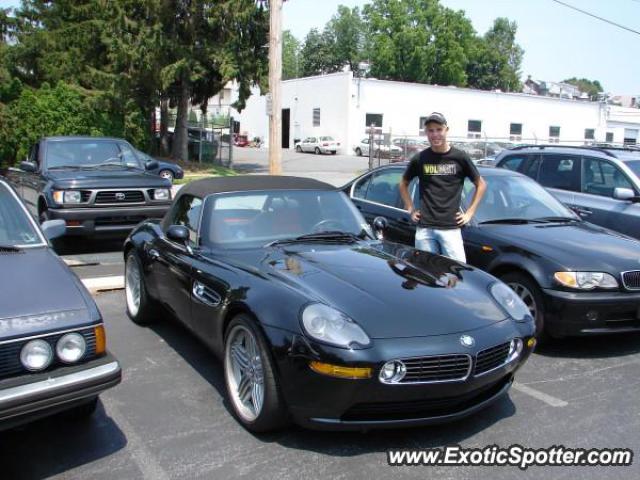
[353,174,373,199]
[500,155,526,172]
[538,155,580,191]
[166,195,203,245]
[0,183,42,246]
[582,158,634,198]
[364,170,403,207]
[524,156,541,179]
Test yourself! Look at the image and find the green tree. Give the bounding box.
[562,77,604,99]
[467,18,523,92]
[300,28,331,77]
[325,5,365,74]
[282,30,300,80]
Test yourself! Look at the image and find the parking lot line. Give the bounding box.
[512,382,569,407]
[82,275,125,294]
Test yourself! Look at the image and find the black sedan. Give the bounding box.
[0,177,121,431]
[123,176,535,432]
[345,164,640,339]
[133,149,184,183]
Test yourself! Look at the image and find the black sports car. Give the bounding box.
[0,177,121,430]
[345,164,640,339]
[123,176,535,432]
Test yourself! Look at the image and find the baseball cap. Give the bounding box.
[424,112,447,126]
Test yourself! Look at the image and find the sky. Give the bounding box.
[1,0,638,94]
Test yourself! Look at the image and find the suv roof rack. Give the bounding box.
[507,144,617,158]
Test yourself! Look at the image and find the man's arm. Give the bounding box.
[455,176,486,226]
[400,174,421,223]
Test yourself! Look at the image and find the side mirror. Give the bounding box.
[145,160,159,171]
[613,187,635,201]
[167,224,189,243]
[372,216,388,240]
[41,219,66,241]
[20,161,37,173]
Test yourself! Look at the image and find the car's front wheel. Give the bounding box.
[500,272,547,340]
[355,147,362,156]
[295,145,302,152]
[125,251,161,325]
[224,314,288,432]
[314,147,321,155]
[159,169,174,183]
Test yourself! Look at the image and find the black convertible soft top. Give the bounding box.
[177,175,335,198]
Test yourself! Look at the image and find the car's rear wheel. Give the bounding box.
[314,147,321,155]
[355,147,362,156]
[295,145,302,152]
[224,314,288,432]
[500,272,547,340]
[125,251,160,325]
[159,169,174,182]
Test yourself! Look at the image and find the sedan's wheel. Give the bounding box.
[500,272,548,341]
[314,147,321,155]
[224,315,288,432]
[295,145,302,152]
[355,147,362,156]
[125,251,160,325]
[159,169,174,182]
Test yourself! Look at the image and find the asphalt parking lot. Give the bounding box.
[1,237,639,480]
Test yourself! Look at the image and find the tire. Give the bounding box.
[295,145,302,153]
[159,169,174,183]
[499,272,548,341]
[125,250,161,325]
[224,314,289,433]
[331,151,336,155]
[314,147,321,155]
[355,148,362,156]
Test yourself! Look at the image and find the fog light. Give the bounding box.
[507,338,523,363]
[20,339,53,371]
[379,360,406,384]
[309,361,372,379]
[56,333,86,363]
[527,337,537,349]
[586,310,598,322]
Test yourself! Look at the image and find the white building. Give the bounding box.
[237,71,640,154]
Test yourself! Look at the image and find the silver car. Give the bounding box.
[295,136,340,154]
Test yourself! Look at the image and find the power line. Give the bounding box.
[550,0,640,36]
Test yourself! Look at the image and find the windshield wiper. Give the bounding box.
[265,230,367,247]
[534,216,580,223]
[479,218,546,225]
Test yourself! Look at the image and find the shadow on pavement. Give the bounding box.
[534,331,640,359]
[53,235,127,256]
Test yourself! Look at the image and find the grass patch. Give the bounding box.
[174,164,238,185]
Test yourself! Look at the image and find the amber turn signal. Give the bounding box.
[309,361,372,379]
[94,324,106,355]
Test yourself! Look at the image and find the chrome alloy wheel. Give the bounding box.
[225,325,265,422]
[506,281,537,319]
[125,255,141,317]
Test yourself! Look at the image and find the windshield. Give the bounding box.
[0,183,42,246]
[200,190,372,248]
[462,175,575,223]
[45,140,141,170]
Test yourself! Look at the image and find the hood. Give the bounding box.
[0,248,91,340]
[223,243,507,339]
[46,169,171,189]
[481,222,640,272]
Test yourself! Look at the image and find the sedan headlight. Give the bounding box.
[56,332,87,363]
[490,282,531,321]
[554,271,618,290]
[20,339,54,371]
[53,190,82,204]
[153,188,170,201]
[301,303,371,349]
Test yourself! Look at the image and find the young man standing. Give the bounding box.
[399,112,486,263]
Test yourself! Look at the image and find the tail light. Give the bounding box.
[322,143,329,146]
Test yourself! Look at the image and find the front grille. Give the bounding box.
[475,342,510,376]
[80,190,92,202]
[95,190,145,204]
[400,354,471,383]
[0,328,97,379]
[342,375,511,421]
[622,271,640,290]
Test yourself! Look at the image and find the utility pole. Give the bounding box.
[268,0,283,175]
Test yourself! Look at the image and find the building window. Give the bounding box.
[584,129,595,140]
[549,126,560,143]
[510,123,523,136]
[468,120,482,133]
[365,113,383,128]
[624,128,638,145]
[312,108,320,127]
[606,132,614,143]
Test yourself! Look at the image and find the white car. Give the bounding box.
[295,136,340,154]
[354,138,403,159]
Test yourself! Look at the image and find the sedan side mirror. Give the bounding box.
[372,216,388,240]
[41,219,66,241]
[20,161,37,173]
[145,160,159,171]
[613,187,636,201]
[167,224,189,243]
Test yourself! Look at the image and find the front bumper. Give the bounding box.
[48,205,170,236]
[267,320,534,431]
[0,353,121,430]
[542,288,640,336]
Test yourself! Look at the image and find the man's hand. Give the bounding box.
[410,208,421,223]
[455,211,472,226]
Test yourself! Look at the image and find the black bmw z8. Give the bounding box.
[123,176,535,432]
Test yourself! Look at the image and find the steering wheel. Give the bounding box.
[311,219,348,233]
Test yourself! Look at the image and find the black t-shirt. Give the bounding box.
[403,146,480,229]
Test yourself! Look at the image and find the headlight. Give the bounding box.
[56,333,87,363]
[554,271,618,290]
[379,360,406,384]
[301,303,371,349]
[53,190,82,204]
[20,339,54,371]
[153,188,170,201]
[489,282,531,321]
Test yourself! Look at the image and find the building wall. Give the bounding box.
[607,107,640,144]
